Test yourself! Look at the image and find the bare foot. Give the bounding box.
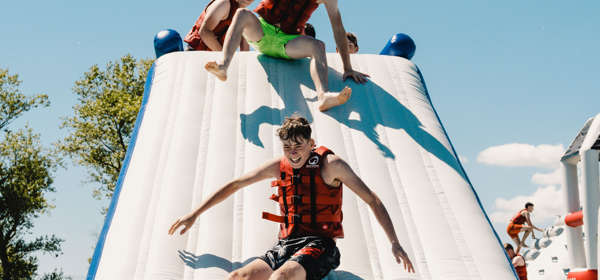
[318,87,352,112]
[205,61,227,81]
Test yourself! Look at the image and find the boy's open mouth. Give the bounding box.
[289,156,302,164]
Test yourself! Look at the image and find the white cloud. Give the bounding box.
[531,168,562,185]
[489,185,563,227]
[477,143,564,169]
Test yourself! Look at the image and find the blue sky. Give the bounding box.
[2,0,599,278]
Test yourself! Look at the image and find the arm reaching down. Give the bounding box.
[322,154,415,273]
[524,212,543,238]
[168,158,280,235]
[321,0,369,84]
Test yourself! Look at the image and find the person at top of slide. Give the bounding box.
[169,116,414,280]
[203,0,370,112]
[304,23,316,38]
[184,0,254,51]
[336,32,358,54]
[504,243,527,280]
[506,202,543,254]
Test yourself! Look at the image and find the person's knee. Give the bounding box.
[312,39,326,55]
[228,270,249,280]
[234,8,253,22]
[268,270,288,280]
[269,264,303,280]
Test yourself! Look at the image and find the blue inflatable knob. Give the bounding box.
[154,29,183,58]
[380,33,416,60]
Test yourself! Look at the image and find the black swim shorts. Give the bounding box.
[258,235,340,280]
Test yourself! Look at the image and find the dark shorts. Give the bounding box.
[258,235,340,280]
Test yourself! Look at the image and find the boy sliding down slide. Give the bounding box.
[204,0,370,112]
[169,116,414,280]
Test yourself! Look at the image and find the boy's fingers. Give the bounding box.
[169,219,181,235]
[180,225,188,235]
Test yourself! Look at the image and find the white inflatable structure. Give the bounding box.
[86,52,517,279]
[558,113,600,280]
[520,221,570,279]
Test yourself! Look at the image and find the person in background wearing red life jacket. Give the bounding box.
[336,32,358,54]
[204,0,370,112]
[504,243,527,280]
[169,116,414,280]
[184,0,254,51]
[506,202,544,254]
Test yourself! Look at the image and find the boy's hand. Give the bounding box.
[343,69,369,84]
[392,242,415,273]
[168,212,198,235]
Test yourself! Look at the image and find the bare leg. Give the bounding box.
[268,261,306,280]
[512,236,523,254]
[228,259,273,280]
[206,9,263,81]
[285,36,351,112]
[520,228,532,244]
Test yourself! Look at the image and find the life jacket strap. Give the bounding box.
[261,212,342,224]
[269,194,339,205]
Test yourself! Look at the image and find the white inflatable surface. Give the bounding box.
[87,52,517,279]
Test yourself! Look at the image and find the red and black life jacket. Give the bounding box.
[254,0,319,35]
[262,146,344,239]
[184,0,239,50]
[510,209,527,225]
[515,255,527,280]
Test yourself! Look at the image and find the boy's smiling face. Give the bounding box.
[282,137,315,169]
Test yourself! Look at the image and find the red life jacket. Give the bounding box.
[262,146,344,239]
[254,0,319,35]
[511,209,527,225]
[515,254,527,280]
[184,0,239,51]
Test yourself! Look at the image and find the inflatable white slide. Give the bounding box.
[87,52,518,279]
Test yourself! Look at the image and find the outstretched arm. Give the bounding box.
[324,155,414,273]
[322,0,369,84]
[168,158,280,235]
[525,212,543,233]
[198,0,230,51]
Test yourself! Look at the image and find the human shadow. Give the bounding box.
[240,55,466,180]
[240,55,317,147]
[178,250,258,272]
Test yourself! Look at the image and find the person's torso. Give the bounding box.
[254,0,319,34]
[263,146,344,239]
[511,209,527,225]
[515,255,527,280]
[184,0,239,50]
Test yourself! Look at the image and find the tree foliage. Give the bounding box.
[0,69,64,279]
[58,55,153,202]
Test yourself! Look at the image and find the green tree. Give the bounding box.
[0,69,64,279]
[58,55,153,203]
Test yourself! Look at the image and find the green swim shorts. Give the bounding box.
[247,17,301,60]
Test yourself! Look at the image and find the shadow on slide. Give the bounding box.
[240,55,465,180]
[178,250,258,272]
[179,250,365,279]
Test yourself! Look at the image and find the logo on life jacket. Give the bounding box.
[306,155,320,168]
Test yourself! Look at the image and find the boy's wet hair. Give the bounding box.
[346,32,358,48]
[278,116,312,143]
[525,202,534,209]
[503,243,514,251]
